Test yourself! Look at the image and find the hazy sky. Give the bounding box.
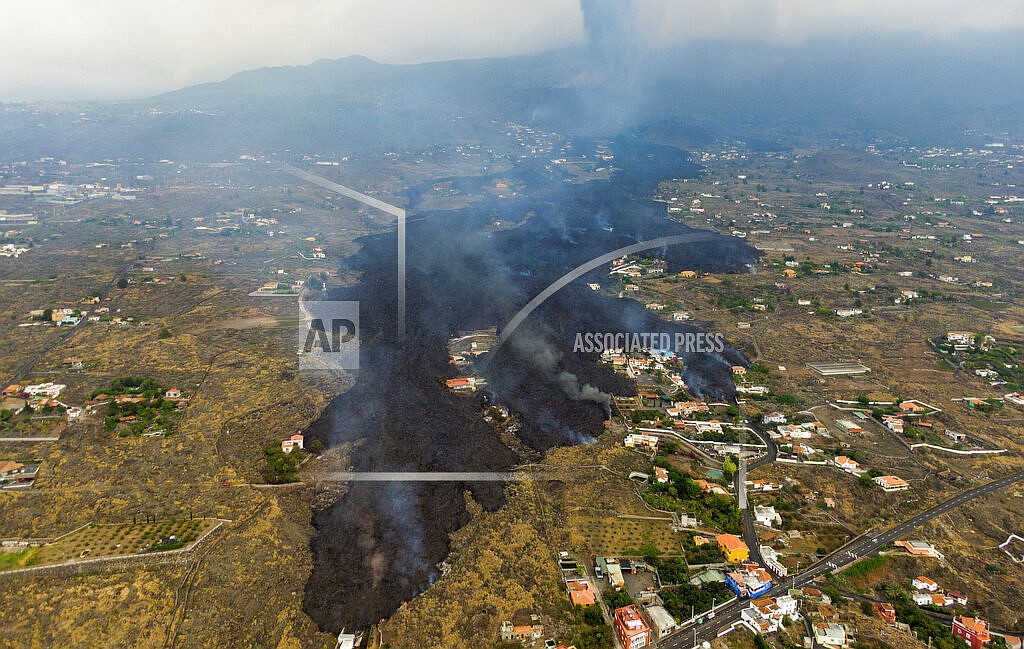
[3,0,1024,102]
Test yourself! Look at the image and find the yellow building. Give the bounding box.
[716,533,750,563]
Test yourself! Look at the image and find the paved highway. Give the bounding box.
[662,470,1024,648]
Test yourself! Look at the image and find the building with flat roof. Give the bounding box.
[613,605,651,649]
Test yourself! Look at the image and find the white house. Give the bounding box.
[912,576,939,592]
[754,505,782,528]
[832,455,860,473]
[281,434,304,453]
[813,622,848,648]
[763,412,787,425]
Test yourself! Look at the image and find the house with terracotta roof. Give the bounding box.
[716,534,750,563]
[832,455,861,474]
[912,576,939,591]
[613,605,651,649]
[873,602,896,624]
[499,616,543,642]
[953,616,991,649]
[696,479,730,497]
[566,579,596,607]
[654,467,669,484]
[874,475,910,492]
[882,416,904,433]
[281,434,304,453]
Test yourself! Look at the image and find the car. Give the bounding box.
[594,566,604,579]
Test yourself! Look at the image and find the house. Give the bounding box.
[874,475,910,492]
[747,479,783,492]
[696,480,730,497]
[912,576,939,592]
[832,456,860,473]
[948,591,969,606]
[760,545,788,577]
[930,594,954,607]
[597,558,625,589]
[754,505,782,528]
[499,616,544,642]
[882,416,904,433]
[953,616,991,649]
[164,387,183,399]
[894,540,942,557]
[645,605,678,638]
[900,400,928,413]
[946,332,975,349]
[763,412,787,425]
[777,424,811,439]
[835,308,863,317]
[813,622,848,648]
[726,565,773,598]
[281,434,304,453]
[0,461,38,489]
[654,467,669,484]
[716,534,750,563]
[873,602,897,624]
[613,605,651,649]
[566,579,596,607]
[624,434,659,450]
[741,595,799,635]
[2,384,23,398]
[1005,393,1024,407]
[945,429,968,443]
[912,592,933,606]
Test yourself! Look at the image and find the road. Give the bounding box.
[661,470,1024,648]
[736,424,778,569]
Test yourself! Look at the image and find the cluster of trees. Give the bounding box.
[91,376,165,399]
[567,604,614,649]
[658,581,732,623]
[96,377,179,436]
[263,445,304,483]
[682,533,725,565]
[644,460,742,533]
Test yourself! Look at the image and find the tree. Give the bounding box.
[116,277,128,289]
[157,328,172,339]
[723,456,738,477]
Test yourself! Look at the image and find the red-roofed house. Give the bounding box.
[567,579,596,607]
[613,605,651,649]
[953,616,991,649]
[873,602,896,624]
[874,475,910,492]
[281,434,304,453]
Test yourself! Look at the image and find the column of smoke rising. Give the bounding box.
[509,332,613,419]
